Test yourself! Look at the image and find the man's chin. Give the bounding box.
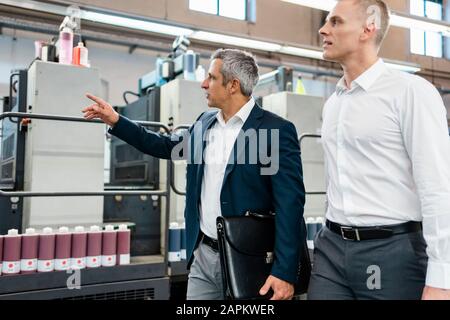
[322,52,337,62]
[206,101,218,109]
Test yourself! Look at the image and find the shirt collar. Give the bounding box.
[336,58,387,95]
[216,97,255,126]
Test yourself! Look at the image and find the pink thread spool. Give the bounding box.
[87,226,102,268]
[2,229,22,275]
[71,226,87,269]
[102,225,117,267]
[117,224,131,265]
[55,227,71,271]
[21,228,39,274]
[58,27,73,65]
[38,227,55,272]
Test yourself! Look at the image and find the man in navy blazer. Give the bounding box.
[83,49,306,300]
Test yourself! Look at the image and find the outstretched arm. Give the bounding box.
[82,93,182,160]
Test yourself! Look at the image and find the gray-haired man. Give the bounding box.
[83,49,306,300]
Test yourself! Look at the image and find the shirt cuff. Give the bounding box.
[108,115,123,134]
[426,260,450,289]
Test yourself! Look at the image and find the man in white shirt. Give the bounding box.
[308,0,450,299]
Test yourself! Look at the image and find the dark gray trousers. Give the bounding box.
[307,225,428,300]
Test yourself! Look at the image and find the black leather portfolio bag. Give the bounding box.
[216,211,311,300]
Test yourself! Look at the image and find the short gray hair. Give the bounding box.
[211,48,259,97]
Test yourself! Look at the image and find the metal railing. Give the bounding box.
[299,133,326,196]
[169,124,191,196]
[167,130,327,197]
[0,111,172,271]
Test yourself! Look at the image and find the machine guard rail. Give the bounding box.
[167,130,327,197]
[169,124,191,196]
[299,133,326,196]
[0,111,173,269]
[0,112,171,197]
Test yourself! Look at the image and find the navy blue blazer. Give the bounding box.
[109,103,306,283]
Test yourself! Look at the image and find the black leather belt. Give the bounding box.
[202,233,219,251]
[326,219,422,241]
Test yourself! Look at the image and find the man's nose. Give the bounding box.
[319,23,328,37]
[201,79,208,89]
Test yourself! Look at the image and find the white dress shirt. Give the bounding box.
[200,97,255,239]
[322,59,450,289]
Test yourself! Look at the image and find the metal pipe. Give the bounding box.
[0,190,168,197]
[299,133,321,143]
[169,124,191,196]
[163,143,171,272]
[298,133,326,196]
[0,112,170,132]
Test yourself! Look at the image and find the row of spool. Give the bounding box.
[0,225,130,276]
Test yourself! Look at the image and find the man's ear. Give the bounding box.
[229,79,241,94]
[365,4,381,42]
[362,22,377,42]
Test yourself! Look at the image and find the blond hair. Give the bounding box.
[341,0,390,45]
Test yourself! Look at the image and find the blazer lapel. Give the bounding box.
[221,104,264,188]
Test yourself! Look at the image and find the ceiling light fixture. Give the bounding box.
[0,0,420,72]
[282,0,450,37]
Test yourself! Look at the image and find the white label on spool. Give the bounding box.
[101,255,116,267]
[2,261,20,274]
[71,257,86,269]
[86,256,101,268]
[119,254,130,265]
[181,249,186,260]
[55,259,70,271]
[21,259,38,271]
[38,260,54,272]
[307,240,315,250]
[168,251,181,262]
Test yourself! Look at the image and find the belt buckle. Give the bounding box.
[340,226,361,241]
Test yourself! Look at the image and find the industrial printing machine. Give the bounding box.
[0,39,326,299]
[0,38,205,299]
